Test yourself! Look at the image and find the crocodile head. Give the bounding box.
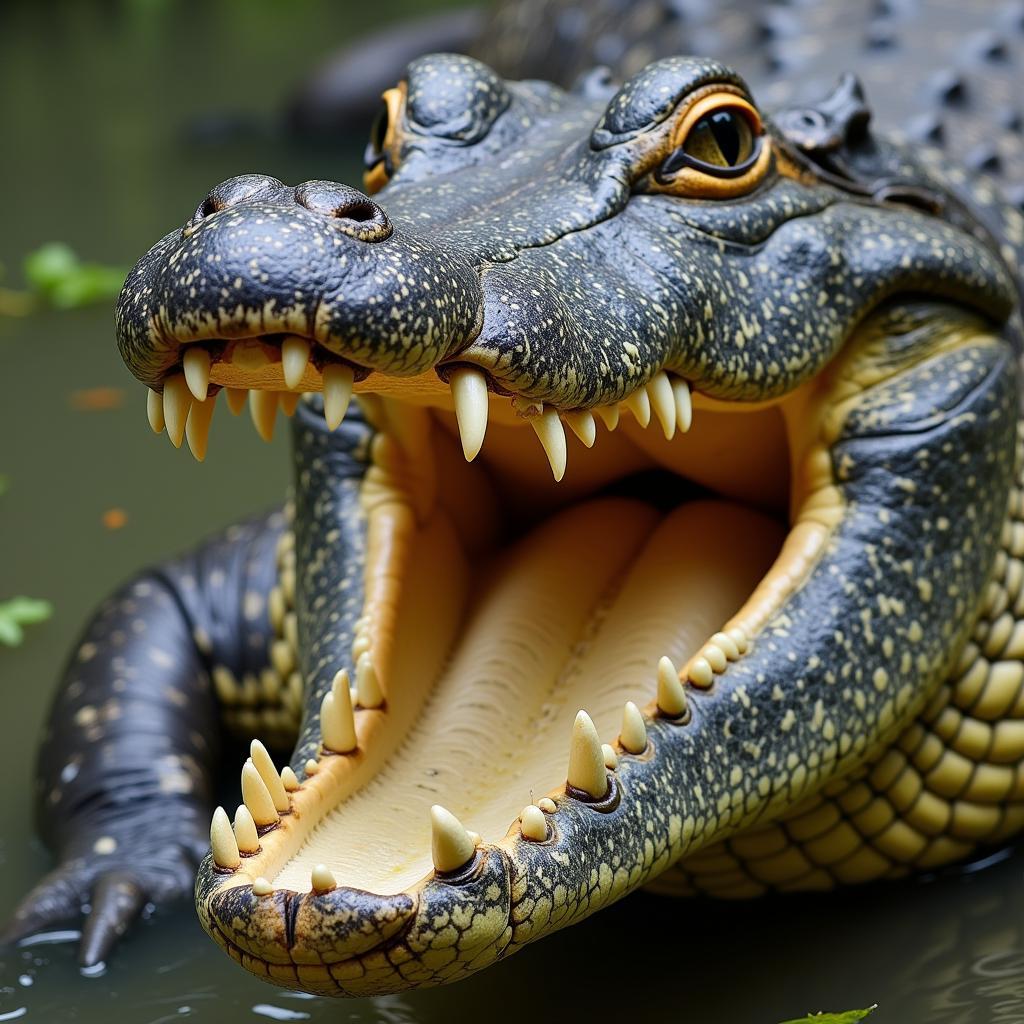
[115,54,1018,994]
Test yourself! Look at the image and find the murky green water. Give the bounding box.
[2,3,1024,1021]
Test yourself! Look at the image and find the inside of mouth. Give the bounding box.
[162,336,795,896]
[273,391,789,896]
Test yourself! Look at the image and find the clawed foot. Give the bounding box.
[2,835,206,966]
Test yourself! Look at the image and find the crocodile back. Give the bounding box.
[474,0,1024,207]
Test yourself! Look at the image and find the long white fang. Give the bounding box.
[250,739,290,813]
[595,405,619,431]
[281,766,300,792]
[449,366,489,461]
[183,347,211,401]
[431,804,476,873]
[311,863,337,894]
[225,387,247,415]
[322,364,354,430]
[530,407,567,481]
[250,390,279,443]
[620,701,647,754]
[185,395,216,462]
[321,669,357,752]
[282,336,310,390]
[163,374,191,448]
[355,654,383,708]
[657,656,688,717]
[647,371,676,439]
[234,804,259,854]
[563,410,597,448]
[210,806,240,869]
[241,759,279,827]
[147,388,165,434]
[520,805,547,842]
[671,376,692,433]
[567,710,608,799]
[622,388,651,427]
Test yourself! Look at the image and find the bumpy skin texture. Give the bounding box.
[7,0,1024,993]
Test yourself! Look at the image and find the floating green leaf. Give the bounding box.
[23,242,126,310]
[0,597,54,646]
[778,1008,877,1024]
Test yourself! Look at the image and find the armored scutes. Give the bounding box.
[6,0,1024,1000]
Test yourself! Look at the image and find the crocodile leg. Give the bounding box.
[3,507,289,966]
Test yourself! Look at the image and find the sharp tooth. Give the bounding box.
[537,797,557,813]
[225,387,248,415]
[320,669,357,752]
[711,631,740,661]
[530,407,567,481]
[657,656,688,717]
[281,766,300,792]
[282,336,310,390]
[304,758,319,775]
[283,612,298,650]
[233,804,260,854]
[351,634,371,661]
[185,394,217,462]
[322,364,354,430]
[620,701,647,754]
[622,387,651,427]
[147,388,165,434]
[430,804,476,874]
[563,410,596,448]
[250,739,290,813]
[671,376,692,433]
[567,710,608,799]
[520,805,547,842]
[602,743,619,770]
[210,806,240,869]
[449,367,489,461]
[355,653,384,708]
[647,371,676,439]
[252,877,273,896]
[310,863,337,894]
[271,639,295,678]
[268,588,286,633]
[241,759,280,827]
[279,391,300,416]
[249,390,279,442]
[183,347,211,401]
[162,374,191,448]
[595,405,619,431]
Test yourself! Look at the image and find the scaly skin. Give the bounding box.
[6,5,1024,997]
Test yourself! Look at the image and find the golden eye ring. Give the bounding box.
[653,91,771,200]
[363,83,407,195]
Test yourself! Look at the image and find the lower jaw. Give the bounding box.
[239,402,791,898]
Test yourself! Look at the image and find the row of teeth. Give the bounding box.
[208,626,750,887]
[144,338,694,476]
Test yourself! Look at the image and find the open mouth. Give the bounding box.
[144,329,821,975]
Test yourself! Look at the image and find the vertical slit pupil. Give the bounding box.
[707,110,742,166]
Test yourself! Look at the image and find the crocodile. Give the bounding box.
[6,0,1024,1001]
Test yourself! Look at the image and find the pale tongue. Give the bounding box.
[276,496,784,895]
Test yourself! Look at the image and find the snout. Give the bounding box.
[115,173,482,390]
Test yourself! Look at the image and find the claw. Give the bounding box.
[79,872,144,967]
[2,864,83,948]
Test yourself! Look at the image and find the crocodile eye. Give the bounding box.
[652,93,770,199]
[363,85,406,195]
[680,109,754,169]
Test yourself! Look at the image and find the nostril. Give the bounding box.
[294,180,392,241]
[189,174,283,228]
[199,196,222,219]
[331,198,377,222]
